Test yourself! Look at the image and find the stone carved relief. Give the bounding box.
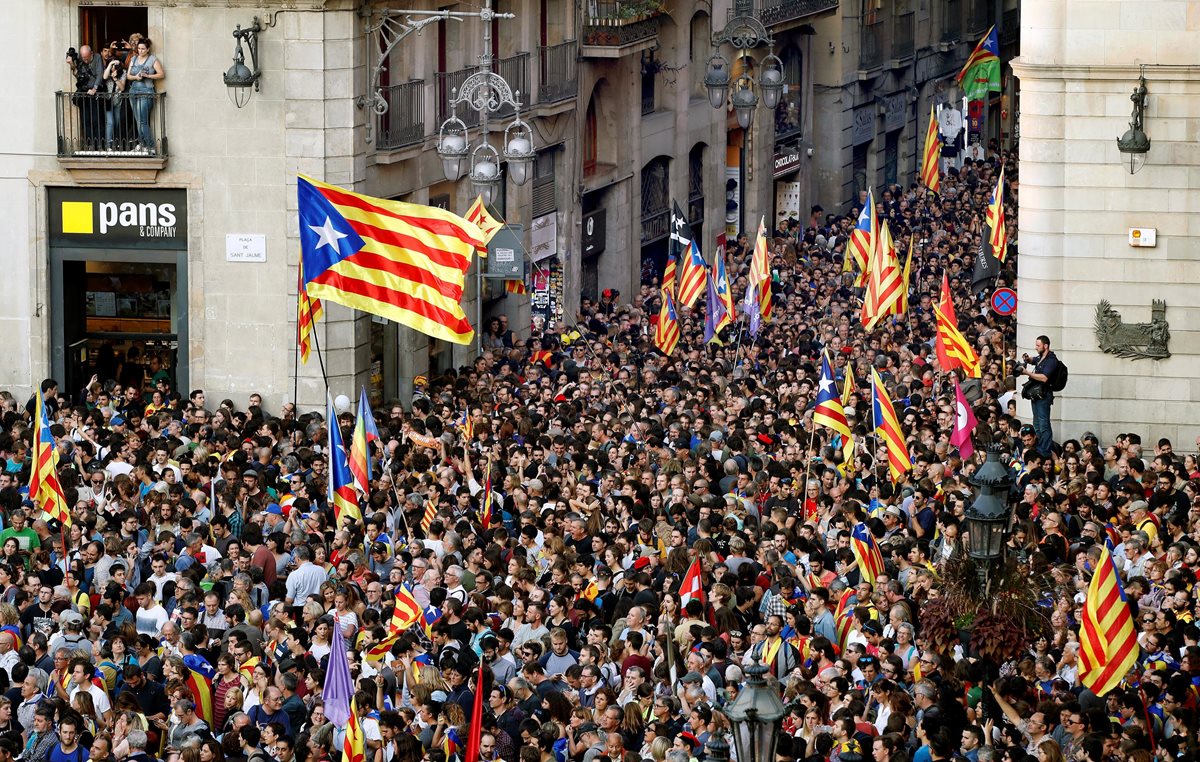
[1094,299,1170,361]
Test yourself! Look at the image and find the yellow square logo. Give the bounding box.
[61,201,93,234]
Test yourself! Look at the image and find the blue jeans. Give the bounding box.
[1032,395,1054,455]
[130,92,155,150]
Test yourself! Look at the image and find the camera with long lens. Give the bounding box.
[66,46,80,64]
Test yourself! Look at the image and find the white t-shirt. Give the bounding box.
[136,603,170,636]
[70,682,112,715]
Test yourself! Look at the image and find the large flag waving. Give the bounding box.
[297,259,323,365]
[1078,542,1139,696]
[324,616,354,726]
[713,236,735,333]
[749,216,772,326]
[677,239,707,309]
[679,557,706,610]
[950,378,977,460]
[298,175,484,345]
[327,398,361,527]
[956,26,1001,102]
[654,287,680,356]
[813,352,854,469]
[889,233,914,317]
[849,189,877,286]
[31,390,70,528]
[871,368,913,481]
[348,387,379,496]
[703,268,726,345]
[921,105,941,193]
[390,583,423,632]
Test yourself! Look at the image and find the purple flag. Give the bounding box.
[704,269,724,344]
[323,615,353,726]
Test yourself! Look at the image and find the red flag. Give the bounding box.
[950,378,977,461]
[679,557,705,611]
[465,660,485,762]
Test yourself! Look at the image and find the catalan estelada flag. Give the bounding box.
[985,168,1008,262]
[421,605,444,639]
[31,390,70,528]
[390,583,422,632]
[934,303,981,377]
[298,175,484,345]
[921,105,941,194]
[654,286,680,356]
[297,259,323,365]
[861,220,903,330]
[464,194,503,249]
[849,188,876,286]
[1079,542,1139,696]
[713,236,735,333]
[871,368,912,482]
[957,26,1001,102]
[750,216,772,324]
[662,253,678,299]
[813,352,853,467]
[677,239,707,309]
[889,233,914,316]
[443,727,463,760]
[238,656,259,684]
[349,387,379,496]
[184,667,214,726]
[851,522,886,585]
[344,697,366,762]
[327,397,361,526]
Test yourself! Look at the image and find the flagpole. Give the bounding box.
[310,311,330,396]
[802,420,818,506]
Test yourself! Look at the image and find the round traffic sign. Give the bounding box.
[991,287,1017,316]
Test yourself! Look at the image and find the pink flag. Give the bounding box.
[951,379,977,460]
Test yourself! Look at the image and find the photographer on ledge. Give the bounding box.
[1018,334,1060,457]
[65,45,104,150]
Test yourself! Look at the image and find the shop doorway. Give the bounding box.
[51,250,188,404]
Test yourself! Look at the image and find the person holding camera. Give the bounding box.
[1018,334,1060,457]
[101,45,127,150]
[65,45,104,150]
[125,39,165,153]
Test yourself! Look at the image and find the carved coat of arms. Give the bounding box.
[1094,299,1170,361]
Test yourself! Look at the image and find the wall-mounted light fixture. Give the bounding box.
[1116,75,1150,174]
[224,18,264,108]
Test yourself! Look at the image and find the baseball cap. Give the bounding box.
[110,416,125,426]
[265,503,283,515]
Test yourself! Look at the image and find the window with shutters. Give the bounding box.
[532,150,557,217]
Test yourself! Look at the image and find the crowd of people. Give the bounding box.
[0,149,1193,762]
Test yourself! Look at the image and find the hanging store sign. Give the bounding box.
[49,187,188,249]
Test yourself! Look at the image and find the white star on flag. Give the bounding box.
[308,216,349,251]
[819,376,834,395]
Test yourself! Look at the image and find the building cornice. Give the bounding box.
[1011,57,1200,83]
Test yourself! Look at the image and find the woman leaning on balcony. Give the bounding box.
[126,38,165,154]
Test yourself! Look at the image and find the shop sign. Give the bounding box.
[884,94,906,132]
[773,144,803,178]
[582,209,606,257]
[49,187,187,249]
[852,107,876,146]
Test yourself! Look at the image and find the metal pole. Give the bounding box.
[475,0,495,359]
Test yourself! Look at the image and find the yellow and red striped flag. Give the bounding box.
[419,501,437,535]
[344,697,366,762]
[654,287,680,356]
[861,220,903,330]
[849,188,877,286]
[850,522,886,584]
[677,239,707,309]
[840,364,856,408]
[888,233,914,317]
[366,630,403,662]
[871,368,912,482]
[985,169,1008,262]
[934,303,981,378]
[750,217,772,323]
[921,105,941,194]
[297,259,324,365]
[298,175,483,345]
[238,656,259,684]
[504,279,527,294]
[465,194,503,250]
[662,253,678,299]
[31,390,70,528]
[185,668,214,726]
[1079,543,1139,696]
[390,583,422,632]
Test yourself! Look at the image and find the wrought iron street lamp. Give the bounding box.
[721,657,784,762]
[1116,75,1150,175]
[433,0,534,204]
[224,18,264,108]
[703,14,783,128]
[965,446,1013,583]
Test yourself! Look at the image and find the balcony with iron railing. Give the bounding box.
[582,0,661,56]
[754,0,839,27]
[55,91,168,160]
[892,11,914,60]
[860,21,884,70]
[942,0,962,43]
[435,53,530,128]
[376,80,425,151]
[968,0,991,34]
[538,41,578,103]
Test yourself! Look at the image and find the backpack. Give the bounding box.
[1049,358,1069,392]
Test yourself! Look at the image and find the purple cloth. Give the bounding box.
[323,616,353,727]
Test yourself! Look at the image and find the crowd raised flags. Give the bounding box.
[871,368,913,481]
[848,188,876,285]
[813,352,854,470]
[348,387,379,497]
[31,389,70,528]
[654,287,681,355]
[861,220,903,330]
[464,194,503,247]
[850,522,886,584]
[921,105,941,194]
[327,396,361,526]
[985,167,1008,262]
[296,259,323,365]
[677,239,707,309]
[957,26,1001,103]
[1079,542,1140,696]
[950,378,978,460]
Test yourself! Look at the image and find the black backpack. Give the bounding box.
[1049,358,1069,392]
